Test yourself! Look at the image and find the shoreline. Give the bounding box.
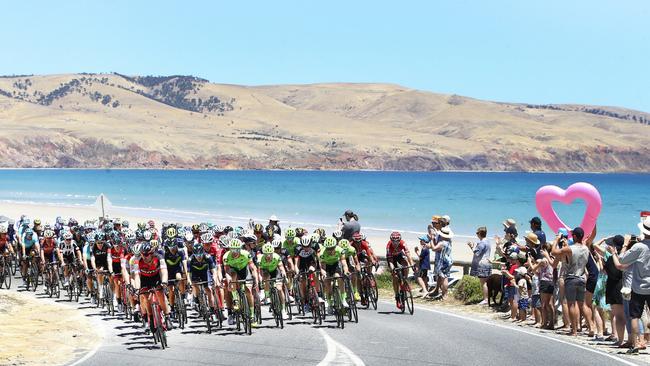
[1,168,649,174]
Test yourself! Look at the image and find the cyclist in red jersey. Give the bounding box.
[108,239,126,307]
[351,232,377,266]
[386,231,414,310]
[40,230,59,267]
[132,241,170,327]
[0,224,15,256]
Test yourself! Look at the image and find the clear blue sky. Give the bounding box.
[3,0,649,111]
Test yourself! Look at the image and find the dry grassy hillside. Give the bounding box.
[0,73,648,171]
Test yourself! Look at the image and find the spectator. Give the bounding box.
[427,215,442,243]
[430,227,453,300]
[603,235,626,345]
[414,235,431,296]
[468,226,492,305]
[609,216,650,354]
[265,215,281,236]
[501,252,520,320]
[340,210,360,240]
[552,227,592,337]
[529,217,547,259]
[516,267,530,322]
[527,244,555,329]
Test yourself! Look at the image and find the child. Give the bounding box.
[516,267,529,322]
[528,270,541,326]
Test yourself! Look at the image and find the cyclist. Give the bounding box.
[82,235,95,295]
[351,232,377,267]
[386,231,414,310]
[223,239,259,326]
[282,228,300,292]
[187,242,221,318]
[40,229,59,266]
[319,236,350,313]
[132,242,170,328]
[58,231,81,287]
[108,235,126,307]
[258,243,288,318]
[90,232,110,299]
[339,239,361,301]
[20,228,40,278]
[165,237,189,310]
[0,223,16,257]
[296,235,321,313]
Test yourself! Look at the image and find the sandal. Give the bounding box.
[618,342,633,348]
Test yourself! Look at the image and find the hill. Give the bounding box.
[0,73,649,171]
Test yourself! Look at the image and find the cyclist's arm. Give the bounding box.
[107,252,113,274]
[340,256,349,275]
[56,246,64,263]
[159,258,168,284]
[278,262,287,278]
[121,258,130,283]
[39,243,46,263]
[90,253,97,271]
[248,260,259,287]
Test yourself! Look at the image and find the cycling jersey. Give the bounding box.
[342,246,357,259]
[223,250,251,271]
[386,240,408,260]
[59,240,79,258]
[282,238,300,257]
[91,243,109,269]
[320,246,344,266]
[297,246,317,271]
[258,253,282,273]
[22,234,39,250]
[133,254,167,290]
[352,240,374,260]
[189,254,215,284]
[109,245,125,263]
[0,236,8,251]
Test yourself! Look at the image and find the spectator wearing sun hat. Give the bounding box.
[430,227,453,300]
[501,251,521,320]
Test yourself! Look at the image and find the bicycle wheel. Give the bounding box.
[368,273,378,310]
[30,264,39,292]
[404,284,414,315]
[271,289,280,328]
[10,254,18,276]
[53,270,61,298]
[4,261,11,289]
[283,284,293,320]
[241,288,252,335]
[105,281,114,316]
[174,288,185,329]
[333,288,344,329]
[0,259,6,289]
[254,295,262,326]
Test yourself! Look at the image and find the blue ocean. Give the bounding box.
[0,170,648,239]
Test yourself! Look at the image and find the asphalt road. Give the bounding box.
[5,278,643,366]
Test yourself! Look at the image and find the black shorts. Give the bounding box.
[63,254,75,265]
[540,280,554,294]
[419,269,429,280]
[325,263,341,277]
[44,251,57,264]
[111,261,122,276]
[586,277,597,293]
[95,258,108,271]
[299,257,316,272]
[629,291,650,319]
[140,275,161,291]
[605,279,623,305]
[262,269,278,279]
[229,266,248,281]
[168,265,183,280]
[191,270,213,286]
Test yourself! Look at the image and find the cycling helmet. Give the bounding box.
[122,220,129,228]
[103,223,112,232]
[262,243,274,255]
[214,225,225,233]
[44,230,55,238]
[184,231,194,242]
[137,222,146,230]
[68,218,78,227]
[227,231,237,239]
[63,232,73,240]
[0,224,7,234]
[143,231,152,241]
[352,232,362,242]
[56,216,64,225]
[34,219,42,226]
[390,231,402,241]
[166,227,177,239]
[332,230,343,240]
[219,236,231,248]
[126,231,136,242]
[243,233,257,243]
[149,239,159,249]
[162,222,169,229]
[25,228,35,235]
[295,227,305,237]
[147,220,155,228]
[300,236,311,247]
[229,238,243,250]
[141,242,153,255]
[361,233,367,241]
[200,233,213,243]
[192,243,204,255]
[253,223,263,233]
[95,232,106,241]
[23,218,32,226]
[223,225,233,233]
[198,223,209,233]
[271,238,282,248]
[339,239,350,250]
[310,234,320,244]
[191,224,200,232]
[285,228,295,239]
[132,243,142,256]
[323,237,337,248]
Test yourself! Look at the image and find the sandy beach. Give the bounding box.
[0,201,476,264]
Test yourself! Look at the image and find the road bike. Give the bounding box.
[392,264,415,315]
[140,287,168,349]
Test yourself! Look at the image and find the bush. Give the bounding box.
[453,275,483,304]
[375,271,393,290]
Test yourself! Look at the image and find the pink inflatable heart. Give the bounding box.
[535,182,602,238]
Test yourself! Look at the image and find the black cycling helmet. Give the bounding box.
[141,242,153,255]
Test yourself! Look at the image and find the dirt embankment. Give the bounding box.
[0,291,101,366]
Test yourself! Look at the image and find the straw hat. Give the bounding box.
[502,218,516,227]
[525,232,540,246]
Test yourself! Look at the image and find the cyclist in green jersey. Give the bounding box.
[282,228,300,295]
[319,236,350,312]
[223,239,260,326]
[339,239,361,301]
[258,243,288,317]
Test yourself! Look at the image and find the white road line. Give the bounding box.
[317,328,365,366]
[390,301,639,366]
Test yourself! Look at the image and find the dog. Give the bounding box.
[487,273,503,306]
